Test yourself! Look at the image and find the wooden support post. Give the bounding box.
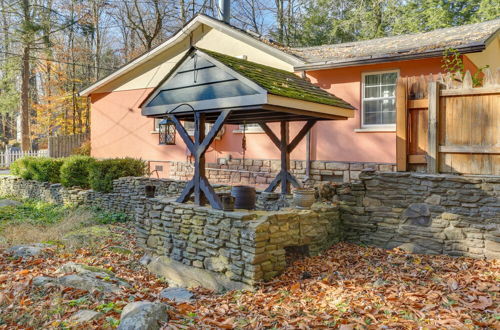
[396,77,408,171]
[194,112,206,205]
[259,120,316,195]
[170,110,231,209]
[427,81,442,173]
[280,121,290,194]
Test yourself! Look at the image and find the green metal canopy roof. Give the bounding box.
[199,48,354,109]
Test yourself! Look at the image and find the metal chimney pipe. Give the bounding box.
[217,0,231,23]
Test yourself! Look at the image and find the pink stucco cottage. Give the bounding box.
[80,15,500,184]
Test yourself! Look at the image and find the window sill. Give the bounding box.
[232,129,264,134]
[150,131,159,134]
[354,127,396,133]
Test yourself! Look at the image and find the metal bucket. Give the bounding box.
[145,185,156,198]
[219,193,235,211]
[231,185,256,210]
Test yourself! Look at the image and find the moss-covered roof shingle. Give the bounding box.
[198,48,355,110]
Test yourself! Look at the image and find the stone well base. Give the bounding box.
[136,197,342,289]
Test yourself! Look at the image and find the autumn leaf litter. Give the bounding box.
[0,223,498,329]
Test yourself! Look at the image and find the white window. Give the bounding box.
[153,118,161,131]
[361,71,398,128]
[235,123,263,133]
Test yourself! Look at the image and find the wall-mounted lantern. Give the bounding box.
[158,118,176,145]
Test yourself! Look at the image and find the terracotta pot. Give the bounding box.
[293,188,316,209]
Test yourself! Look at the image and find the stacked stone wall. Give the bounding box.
[136,199,341,286]
[335,170,500,259]
[168,159,396,186]
[0,176,186,216]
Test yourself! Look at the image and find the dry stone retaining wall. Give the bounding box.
[136,198,341,289]
[335,170,500,260]
[0,176,186,216]
[168,159,396,185]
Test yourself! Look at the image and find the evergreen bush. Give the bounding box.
[10,156,37,180]
[60,155,96,188]
[89,158,146,192]
[27,157,64,183]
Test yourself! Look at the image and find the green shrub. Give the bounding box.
[60,155,96,188]
[27,157,64,183]
[88,158,146,192]
[10,156,37,179]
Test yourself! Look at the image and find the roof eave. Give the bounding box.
[79,15,304,97]
[294,43,487,71]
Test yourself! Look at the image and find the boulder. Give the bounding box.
[0,199,22,207]
[118,301,169,330]
[58,274,125,294]
[147,256,251,293]
[159,287,195,303]
[32,276,57,287]
[54,262,129,293]
[7,243,51,258]
[69,310,103,324]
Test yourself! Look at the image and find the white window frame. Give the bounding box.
[152,118,161,133]
[360,69,399,130]
[233,123,264,134]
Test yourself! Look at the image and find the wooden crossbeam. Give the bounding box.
[172,110,231,209]
[288,120,317,152]
[259,120,316,194]
[258,122,280,148]
[169,115,194,153]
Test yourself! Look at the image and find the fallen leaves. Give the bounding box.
[0,224,499,329]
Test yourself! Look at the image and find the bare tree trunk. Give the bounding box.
[20,0,32,151]
[21,45,31,151]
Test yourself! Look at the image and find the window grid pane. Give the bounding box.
[363,72,397,125]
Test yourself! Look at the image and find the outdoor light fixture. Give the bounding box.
[158,118,176,145]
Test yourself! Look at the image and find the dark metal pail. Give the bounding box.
[231,185,256,210]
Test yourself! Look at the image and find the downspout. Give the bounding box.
[301,70,311,182]
[305,131,311,181]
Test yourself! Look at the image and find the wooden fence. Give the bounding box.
[0,149,48,168]
[48,133,89,158]
[396,68,500,175]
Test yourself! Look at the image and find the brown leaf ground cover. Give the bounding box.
[0,222,498,329]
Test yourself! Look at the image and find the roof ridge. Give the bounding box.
[292,18,500,51]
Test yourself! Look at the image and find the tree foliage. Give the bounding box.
[0,0,497,149]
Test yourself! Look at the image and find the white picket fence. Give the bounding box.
[0,149,49,168]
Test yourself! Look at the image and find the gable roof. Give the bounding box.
[199,49,354,109]
[292,19,500,70]
[81,16,499,96]
[141,48,355,122]
[80,14,303,97]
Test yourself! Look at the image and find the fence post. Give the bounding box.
[396,77,408,171]
[5,147,10,167]
[427,81,443,173]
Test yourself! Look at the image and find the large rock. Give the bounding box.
[58,274,125,294]
[69,310,103,324]
[0,199,22,207]
[147,256,251,293]
[7,243,51,258]
[43,262,130,293]
[159,287,195,303]
[118,301,169,330]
